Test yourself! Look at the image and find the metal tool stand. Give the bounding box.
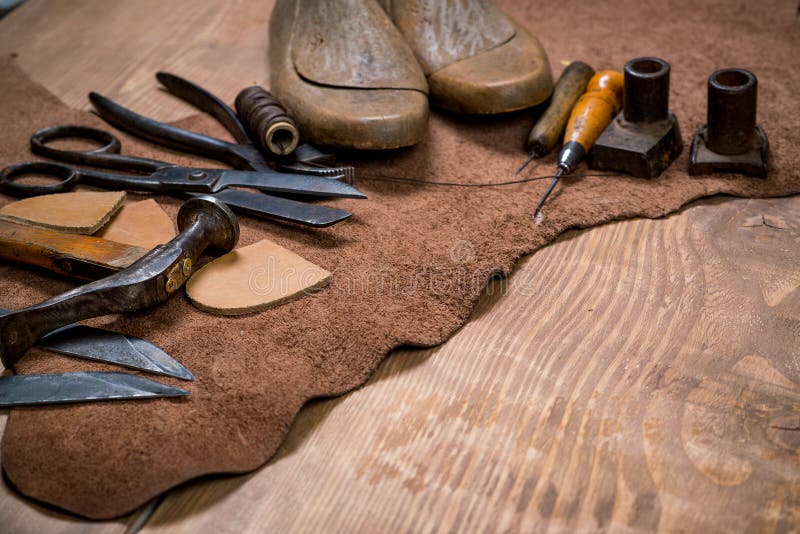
[588,57,683,178]
[689,68,769,177]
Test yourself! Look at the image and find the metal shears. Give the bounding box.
[0,73,367,228]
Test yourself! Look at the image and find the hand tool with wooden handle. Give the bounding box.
[533,70,624,216]
[0,195,238,369]
[515,61,596,176]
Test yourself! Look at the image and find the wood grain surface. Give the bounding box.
[0,1,798,532]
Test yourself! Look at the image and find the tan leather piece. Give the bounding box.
[380,0,515,74]
[0,191,125,235]
[291,0,427,92]
[427,21,553,113]
[185,239,331,316]
[270,0,429,149]
[96,199,176,250]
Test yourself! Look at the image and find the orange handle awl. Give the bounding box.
[563,70,625,154]
[533,69,624,216]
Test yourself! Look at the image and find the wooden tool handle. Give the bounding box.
[0,219,146,280]
[234,86,300,156]
[527,61,595,157]
[0,196,239,369]
[564,70,624,151]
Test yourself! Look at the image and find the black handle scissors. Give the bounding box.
[0,125,364,228]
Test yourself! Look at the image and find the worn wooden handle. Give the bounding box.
[234,86,300,156]
[0,219,146,280]
[564,70,624,150]
[527,61,595,157]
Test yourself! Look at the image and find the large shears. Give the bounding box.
[0,73,366,228]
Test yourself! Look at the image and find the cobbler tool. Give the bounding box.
[588,57,682,178]
[88,72,366,226]
[689,68,768,177]
[0,371,188,407]
[0,308,193,380]
[0,124,360,228]
[515,61,595,175]
[0,218,148,279]
[0,195,238,369]
[533,69,625,216]
[235,86,300,156]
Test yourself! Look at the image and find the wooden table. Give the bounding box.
[1,1,798,531]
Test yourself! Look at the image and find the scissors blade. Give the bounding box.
[213,170,367,199]
[0,371,188,407]
[198,190,352,228]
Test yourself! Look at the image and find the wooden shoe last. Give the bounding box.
[380,0,553,114]
[270,0,430,149]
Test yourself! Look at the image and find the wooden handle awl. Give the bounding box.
[564,70,625,152]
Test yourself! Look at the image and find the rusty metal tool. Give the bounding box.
[588,57,683,178]
[0,195,238,369]
[533,70,625,216]
[0,371,188,407]
[0,308,194,380]
[0,124,360,228]
[689,68,769,177]
[121,72,358,186]
[515,61,595,175]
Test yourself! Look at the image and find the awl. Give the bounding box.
[0,371,188,407]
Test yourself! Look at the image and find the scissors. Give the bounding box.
[0,71,368,227]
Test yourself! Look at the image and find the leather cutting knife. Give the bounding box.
[0,371,188,406]
[0,308,193,380]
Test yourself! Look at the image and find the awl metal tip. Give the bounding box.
[514,152,538,176]
[533,168,564,217]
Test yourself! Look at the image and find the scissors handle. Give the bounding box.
[0,162,78,197]
[0,161,165,198]
[30,125,168,174]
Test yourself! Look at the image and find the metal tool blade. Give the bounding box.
[202,189,352,228]
[0,309,193,381]
[214,169,367,199]
[0,371,188,406]
[40,325,194,381]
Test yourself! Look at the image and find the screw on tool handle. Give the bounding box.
[0,196,239,369]
[235,86,300,156]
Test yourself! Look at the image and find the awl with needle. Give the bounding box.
[533,70,624,216]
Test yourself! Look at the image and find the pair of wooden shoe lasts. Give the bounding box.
[270,0,553,149]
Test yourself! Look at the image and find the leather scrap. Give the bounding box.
[0,191,125,235]
[97,198,176,249]
[186,238,331,316]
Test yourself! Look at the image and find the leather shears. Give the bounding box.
[0,73,367,228]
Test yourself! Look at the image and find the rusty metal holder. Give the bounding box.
[588,57,682,178]
[689,68,769,177]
